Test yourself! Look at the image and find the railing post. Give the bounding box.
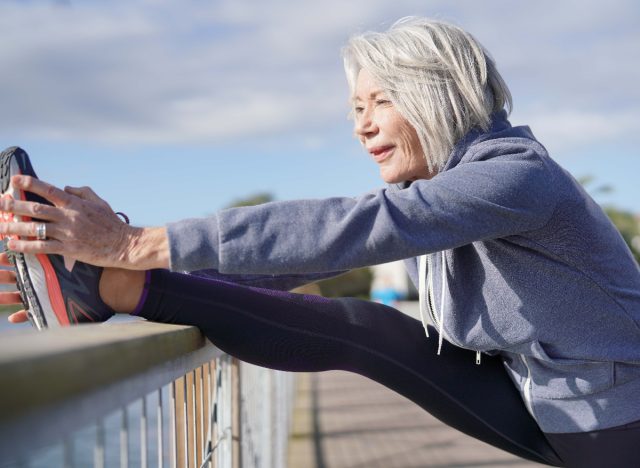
[157,388,164,468]
[232,359,241,468]
[95,418,105,468]
[121,405,129,468]
[141,395,148,468]
[174,377,187,468]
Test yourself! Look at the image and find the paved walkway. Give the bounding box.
[289,371,543,468]
[288,303,544,468]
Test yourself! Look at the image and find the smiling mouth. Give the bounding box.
[369,145,395,162]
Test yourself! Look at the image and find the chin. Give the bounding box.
[379,171,403,184]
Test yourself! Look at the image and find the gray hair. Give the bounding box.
[343,17,512,173]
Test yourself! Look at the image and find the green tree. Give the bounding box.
[604,207,640,263]
[226,192,275,208]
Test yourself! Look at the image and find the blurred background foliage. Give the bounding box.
[579,176,640,263]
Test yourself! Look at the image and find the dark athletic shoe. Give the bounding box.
[0,146,115,329]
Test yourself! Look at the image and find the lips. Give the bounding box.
[368,145,395,162]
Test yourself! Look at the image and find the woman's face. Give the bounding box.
[353,69,432,184]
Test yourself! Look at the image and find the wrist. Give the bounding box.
[121,226,170,270]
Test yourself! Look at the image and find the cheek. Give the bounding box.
[397,125,421,163]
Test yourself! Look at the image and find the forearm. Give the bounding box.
[123,226,171,270]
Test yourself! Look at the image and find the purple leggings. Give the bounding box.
[135,269,637,467]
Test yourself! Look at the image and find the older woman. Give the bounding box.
[2,17,639,467]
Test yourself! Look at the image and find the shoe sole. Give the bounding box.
[1,148,69,329]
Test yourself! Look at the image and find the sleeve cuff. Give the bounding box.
[166,216,220,272]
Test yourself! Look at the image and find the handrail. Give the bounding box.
[0,322,209,420]
[0,320,296,467]
[0,321,223,464]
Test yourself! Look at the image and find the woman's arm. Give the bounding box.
[125,226,170,270]
[168,150,557,274]
[0,143,556,275]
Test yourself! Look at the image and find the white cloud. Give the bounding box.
[516,108,640,155]
[0,0,638,152]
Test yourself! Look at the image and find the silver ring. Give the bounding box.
[35,222,47,241]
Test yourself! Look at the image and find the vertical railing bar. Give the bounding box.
[121,406,129,468]
[63,434,73,468]
[199,365,205,466]
[192,370,198,467]
[183,376,189,468]
[171,381,177,468]
[95,418,106,468]
[201,363,207,464]
[141,395,148,468]
[208,361,215,468]
[158,387,164,468]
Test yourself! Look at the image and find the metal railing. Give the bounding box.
[0,320,295,468]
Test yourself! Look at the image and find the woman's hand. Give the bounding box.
[0,175,170,270]
[0,252,28,323]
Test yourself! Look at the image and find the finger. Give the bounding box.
[64,185,102,203]
[0,197,59,221]
[8,310,28,323]
[0,221,57,240]
[0,269,17,283]
[0,291,21,304]
[12,175,73,208]
[5,238,63,255]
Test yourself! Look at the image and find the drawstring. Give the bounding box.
[418,251,482,365]
[437,250,446,356]
[418,254,430,338]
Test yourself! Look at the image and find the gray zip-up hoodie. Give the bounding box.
[167,111,640,433]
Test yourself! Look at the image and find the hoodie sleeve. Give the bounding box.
[166,144,557,274]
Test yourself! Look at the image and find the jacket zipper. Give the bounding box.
[520,355,534,416]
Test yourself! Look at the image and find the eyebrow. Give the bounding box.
[351,90,386,103]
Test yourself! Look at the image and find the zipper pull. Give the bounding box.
[475,351,482,365]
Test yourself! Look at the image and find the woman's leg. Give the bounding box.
[544,420,640,468]
[135,269,562,466]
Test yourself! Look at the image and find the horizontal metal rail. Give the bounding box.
[0,320,295,468]
[0,322,221,462]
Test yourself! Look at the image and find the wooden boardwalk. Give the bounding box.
[288,371,543,468]
[288,302,544,468]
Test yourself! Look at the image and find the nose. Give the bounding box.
[354,107,378,139]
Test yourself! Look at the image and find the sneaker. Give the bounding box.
[0,146,115,329]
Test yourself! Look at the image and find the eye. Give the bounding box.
[354,106,364,114]
[376,99,391,106]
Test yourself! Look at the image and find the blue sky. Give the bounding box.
[0,0,638,226]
